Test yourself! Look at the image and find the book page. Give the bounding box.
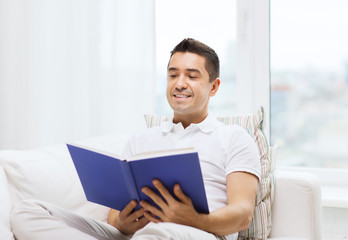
[67,143,124,161]
[128,147,195,161]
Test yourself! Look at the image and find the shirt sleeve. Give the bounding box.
[225,127,261,181]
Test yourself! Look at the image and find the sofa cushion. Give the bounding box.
[0,167,14,240]
[0,134,130,223]
[144,107,277,240]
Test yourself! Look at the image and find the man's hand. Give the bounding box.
[107,200,149,235]
[139,173,259,237]
[140,179,203,228]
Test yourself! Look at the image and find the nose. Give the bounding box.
[175,75,188,90]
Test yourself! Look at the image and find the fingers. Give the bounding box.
[119,200,148,223]
[151,180,190,205]
[173,184,192,204]
[143,210,162,223]
[139,181,199,226]
[141,180,192,212]
[142,184,169,210]
[119,200,137,219]
[129,208,142,220]
[130,208,150,228]
[152,179,174,203]
[142,179,174,206]
[136,215,150,227]
[116,201,149,235]
[140,200,165,220]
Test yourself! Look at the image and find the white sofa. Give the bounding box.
[0,134,322,240]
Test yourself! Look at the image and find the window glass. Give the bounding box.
[155,0,237,116]
[271,0,348,168]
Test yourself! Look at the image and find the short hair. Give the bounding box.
[169,38,220,82]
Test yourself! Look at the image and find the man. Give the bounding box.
[11,38,260,240]
[107,38,260,239]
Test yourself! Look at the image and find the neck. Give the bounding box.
[173,113,208,129]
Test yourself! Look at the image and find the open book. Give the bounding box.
[67,144,209,214]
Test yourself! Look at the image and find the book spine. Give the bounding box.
[120,161,140,203]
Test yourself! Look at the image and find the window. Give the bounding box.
[155,0,237,116]
[271,0,348,168]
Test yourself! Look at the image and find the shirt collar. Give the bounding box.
[160,114,219,134]
[160,121,176,133]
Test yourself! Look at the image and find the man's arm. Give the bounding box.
[140,171,258,236]
[199,172,259,235]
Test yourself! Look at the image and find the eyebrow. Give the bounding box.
[168,67,202,74]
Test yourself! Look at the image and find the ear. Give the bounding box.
[209,78,220,96]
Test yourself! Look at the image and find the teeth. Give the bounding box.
[175,94,189,98]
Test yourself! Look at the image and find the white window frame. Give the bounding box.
[236,0,270,140]
[237,0,348,209]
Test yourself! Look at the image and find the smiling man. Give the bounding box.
[11,38,260,240]
[166,50,220,128]
[108,39,261,240]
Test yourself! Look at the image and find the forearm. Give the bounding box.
[196,203,253,236]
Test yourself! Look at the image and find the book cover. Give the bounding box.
[67,144,209,214]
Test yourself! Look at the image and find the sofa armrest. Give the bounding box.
[269,170,322,240]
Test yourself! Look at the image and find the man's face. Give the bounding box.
[166,52,220,122]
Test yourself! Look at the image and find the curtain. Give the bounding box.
[0,0,156,150]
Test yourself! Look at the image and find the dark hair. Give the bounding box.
[169,38,220,82]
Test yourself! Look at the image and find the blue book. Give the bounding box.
[67,144,209,214]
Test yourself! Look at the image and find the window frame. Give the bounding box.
[240,0,348,209]
[236,0,270,140]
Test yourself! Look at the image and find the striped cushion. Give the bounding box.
[238,145,278,240]
[217,108,277,239]
[144,106,277,240]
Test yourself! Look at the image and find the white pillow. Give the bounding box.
[0,167,14,240]
[0,134,130,222]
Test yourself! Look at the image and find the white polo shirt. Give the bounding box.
[122,114,261,213]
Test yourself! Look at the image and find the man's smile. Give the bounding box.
[174,94,191,98]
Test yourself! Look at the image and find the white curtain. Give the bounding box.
[0,0,156,150]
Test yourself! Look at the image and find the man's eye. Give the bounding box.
[169,74,177,78]
[188,75,197,79]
